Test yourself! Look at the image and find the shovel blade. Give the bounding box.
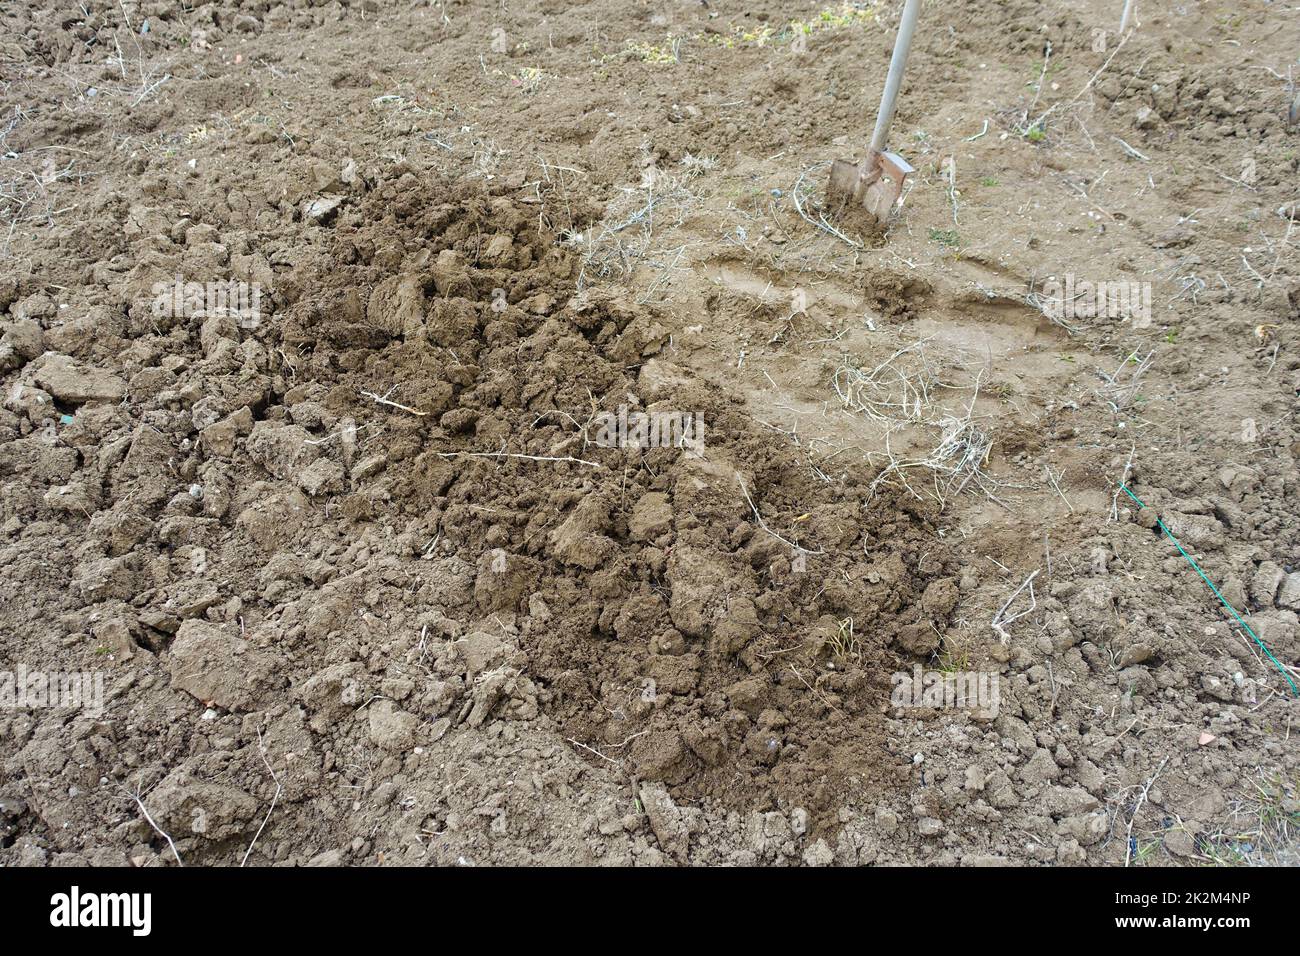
[829,158,868,202]
[828,151,915,223]
[865,151,915,220]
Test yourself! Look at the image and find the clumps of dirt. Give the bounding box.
[900,449,1300,866]
[703,285,786,332]
[270,173,962,824]
[1093,53,1296,158]
[0,148,952,865]
[860,264,934,321]
[13,0,1298,869]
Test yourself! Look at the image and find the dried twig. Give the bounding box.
[565,737,621,766]
[1026,30,1131,135]
[833,338,939,424]
[438,449,602,468]
[1097,350,1154,412]
[793,166,863,248]
[360,386,427,417]
[1110,445,1135,521]
[736,475,823,555]
[1044,464,1074,513]
[242,727,283,867]
[991,568,1040,643]
[122,779,184,867]
[1112,136,1149,161]
[1124,755,1171,867]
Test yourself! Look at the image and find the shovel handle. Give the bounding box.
[869,0,922,155]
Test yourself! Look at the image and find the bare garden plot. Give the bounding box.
[0,0,1297,869]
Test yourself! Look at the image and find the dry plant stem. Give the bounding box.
[360,386,427,416]
[1124,755,1171,867]
[575,160,704,291]
[1111,445,1135,521]
[1098,350,1155,412]
[1044,464,1074,512]
[123,782,184,867]
[114,0,171,106]
[793,166,863,248]
[565,736,620,766]
[942,156,959,224]
[834,338,938,423]
[438,450,602,468]
[736,475,823,555]
[1112,136,1149,161]
[1265,215,1295,283]
[788,664,842,714]
[1023,42,1052,130]
[991,568,1040,643]
[869,369,1004,509]
[1028,30,1130,134]
[242,728,283,867]
[305,422,376,447]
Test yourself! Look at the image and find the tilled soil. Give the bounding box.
[1,0,1298,866]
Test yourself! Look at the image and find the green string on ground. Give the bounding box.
[1119,482,1298,697]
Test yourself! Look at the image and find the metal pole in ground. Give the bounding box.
[1119,0,1136,33]
[869,0,923,155]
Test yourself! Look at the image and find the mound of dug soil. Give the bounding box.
[274,176,962,819]
[0,171,960,865]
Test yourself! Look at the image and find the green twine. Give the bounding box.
[1119,482,1298,697]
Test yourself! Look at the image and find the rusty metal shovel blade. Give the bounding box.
[829,150,915,222]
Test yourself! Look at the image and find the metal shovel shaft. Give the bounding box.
[1119,0,1136,33]
[868,0,923,154]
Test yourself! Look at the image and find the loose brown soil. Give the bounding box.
[1,0,1298,866]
